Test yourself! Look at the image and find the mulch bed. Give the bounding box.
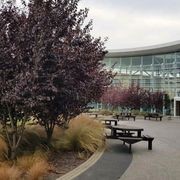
[44,151,90,180]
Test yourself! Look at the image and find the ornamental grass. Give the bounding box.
[0,166,21,180]
[54,115,105,153]
[0,135,8,161]
[16,151,50,180]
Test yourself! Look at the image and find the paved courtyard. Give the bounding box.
[119,117,180,180]
[75,116,180,180]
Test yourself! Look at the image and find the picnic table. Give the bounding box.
[87,112,98,118]
[110,125,154,153]
[114,113,136,121]
[144,113,162,121]
[111,125,143,137]
[100,118,118,126]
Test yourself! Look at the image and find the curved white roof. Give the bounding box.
[106,40,180,57]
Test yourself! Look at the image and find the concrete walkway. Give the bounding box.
[119,117,180,180]
[75,139,132,180]
[75,117,180,180]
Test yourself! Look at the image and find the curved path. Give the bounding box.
[74,139,132,180]
[75,117,180,180]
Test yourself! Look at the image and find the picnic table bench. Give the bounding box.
[144,113,162,121]
[118,137,143,153]
[118,135,154,153]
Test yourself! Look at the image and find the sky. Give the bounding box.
[79,0,180,50]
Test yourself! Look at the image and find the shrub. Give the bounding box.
[131,110,140,116]
[54,115,104,153]
[17,125,53,156]
[131,110,147,116]
[139,111,148,116]
[99,109,113,116]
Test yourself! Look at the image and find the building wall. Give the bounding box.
[104,52,180,99]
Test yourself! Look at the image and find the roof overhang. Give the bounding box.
[106,40,180,58]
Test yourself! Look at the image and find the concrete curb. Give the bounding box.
[56,147,105,180]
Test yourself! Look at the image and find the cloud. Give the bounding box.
[79,0,180,49]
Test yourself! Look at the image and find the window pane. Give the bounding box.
[103,58,111,67]
[176,53,180,63]
[111,58,120,68]
[154,55,164,64]
[121,57,131,67]
[143,56,152,65]
[164,53,175,64]
[132,57,141,66]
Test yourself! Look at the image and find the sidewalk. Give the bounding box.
[62,117,180,180]
[74,139,132,180]
[118,118,180,180]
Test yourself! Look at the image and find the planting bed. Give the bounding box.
[45,151,90,180]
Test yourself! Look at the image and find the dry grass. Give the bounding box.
[26,125,47,138]
[26,160,49,180]
[16,151,49,180]
[0,152,49,180]
[0,135,8,161]
[16,151,48,171]
[18,127,49,155]
[26,125,64,140]
[52,126,64,140]
[55,115,105,153]
[0,126,53,180]
[0,166,21,180]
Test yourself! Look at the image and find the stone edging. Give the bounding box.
[56,147,105,180]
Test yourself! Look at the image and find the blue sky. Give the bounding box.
[79,0,180,49]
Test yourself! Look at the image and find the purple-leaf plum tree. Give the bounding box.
[0,3,31,159]
[0,0,113,146]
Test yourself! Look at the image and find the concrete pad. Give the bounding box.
[119,117,180,180]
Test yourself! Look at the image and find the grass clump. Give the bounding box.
[16,151,49,179]
[0,135,8,161]
[16,151,48,171]
[17,126,49,156]
[54,115,104,153]
[0,166,21,180]
[27,160,49,180]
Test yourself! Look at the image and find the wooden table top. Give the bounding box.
[111,125,144,131]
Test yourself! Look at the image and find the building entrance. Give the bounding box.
[176,101,180,116]
[174,97,180,116]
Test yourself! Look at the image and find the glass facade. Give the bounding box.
[104,52,180,99]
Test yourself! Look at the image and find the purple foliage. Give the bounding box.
[101,84,165,112]
[0,0,113,144]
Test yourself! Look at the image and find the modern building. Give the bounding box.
[104,40,180,116]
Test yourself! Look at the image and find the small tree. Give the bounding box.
[101,84,148,111]
[101,86,122,110]
[150,91,164,113]
[0,3,30,159]
[0,0,113,144]
[164,93,171,114]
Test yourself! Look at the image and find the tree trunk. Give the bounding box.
[11,132,17,160]
[10,148,17,160]
[46,128,53,145]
